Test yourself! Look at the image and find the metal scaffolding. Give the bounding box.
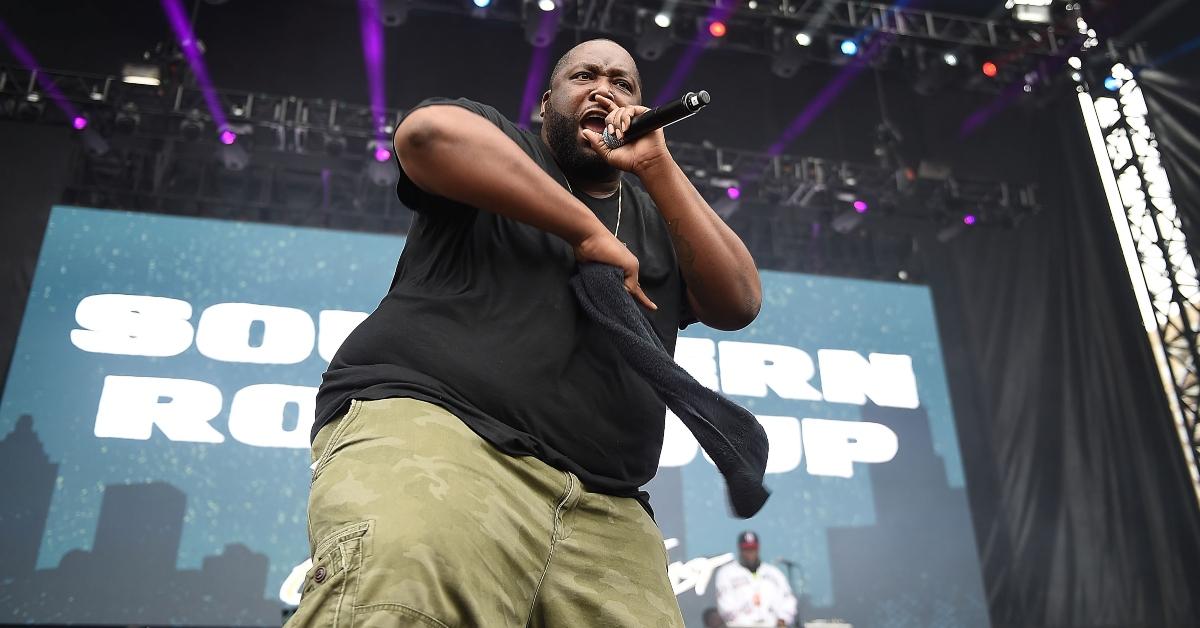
[1077,56,1200,507]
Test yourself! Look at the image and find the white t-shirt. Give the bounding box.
[714,561,798,627]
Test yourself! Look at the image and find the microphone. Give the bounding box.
[601,90,711,149]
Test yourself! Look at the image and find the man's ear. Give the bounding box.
[539,90,551,117]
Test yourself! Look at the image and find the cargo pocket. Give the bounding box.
[289,521,371,628]
[311,399,364,482]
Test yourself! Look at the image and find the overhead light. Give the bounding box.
[637,10,673,60]
[795,32,812,46]
[1068,56,1082,70]
[72,116,88,131]
[1006,0,1053,24]
[708,20,727,38]
[943,52,959,66]
[121,63,161,86]
[537,0,556,11]
[839,39,859,56]
[982,61,998,77]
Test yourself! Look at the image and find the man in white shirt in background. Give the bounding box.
[714,531,799,628]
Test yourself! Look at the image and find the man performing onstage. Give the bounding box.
[288,38,762,627]
[714,532,798,628]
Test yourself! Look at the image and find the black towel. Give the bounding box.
[570,262,770,518]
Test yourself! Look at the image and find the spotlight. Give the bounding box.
[839,39,859,56]
[943,52,959,66]
[1104,76,1121,91]
[473,0,491,6]
[525,0,560,47]
[726,186,741,200]
[219,129,237,145]
[636,9,673,60]
[1006,0,1053,24]
[708,20,727,38]
[771,27,806,78]
[832,208,865,234]
[853,200,869,213]
[324,130,347,157]
[216,141,249,171]
[179,110,205,141]
[15,96,44,122]
[72,116,88,131]
[795,32,812,46]
[366,141,398,187]
[380,0,411,26]
[981,61,998,77]
[121,62,161,86]
[81,129,109,157]
[963,214,977,225]
[1067,56,1082,70]
[114,102,140,134]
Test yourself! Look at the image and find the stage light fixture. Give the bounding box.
[853,200,869,213]
[525,0,561,47]
[708,20,727,38]
[726,186,741,200]
[219,129,237,145]
[636,9,673,61]
[380,0,411,26]
[771,27,806,78]
[114,102,140,134]
[963,214,977,225]
[654,13,671,28]
[324,130,347,157]
[795,32,812,46]
[216,141,249,171]
[943,52,959,66]
[121,62,161,86]
[473,0,491,6]
[832,208,865,234]
[1104,76,1121,91]
[72,115,88,130]
[982,61,998,77]
[179,109,205,141]
[839,39,859,56]
[366,140,399,187]
[1006,0,1052,24]
[1068,56,1082,70]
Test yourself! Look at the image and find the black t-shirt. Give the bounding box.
[314,98,692,501]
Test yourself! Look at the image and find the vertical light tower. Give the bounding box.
[1077,49,1200,508]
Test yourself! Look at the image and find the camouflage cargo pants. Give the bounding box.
[286,397,685,627]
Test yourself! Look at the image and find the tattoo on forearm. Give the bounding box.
[666,218,704,293]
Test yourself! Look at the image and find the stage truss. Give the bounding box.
[1078,57,1200,507]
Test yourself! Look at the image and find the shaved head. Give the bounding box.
[549,39,642,92]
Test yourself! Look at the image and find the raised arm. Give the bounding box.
[394,104,656,310]
[582,95,761,330]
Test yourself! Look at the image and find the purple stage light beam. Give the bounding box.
[652,2,736,107]
[517,10,558,131]
[161,0,230,138]
[766,0,912,156]
[358,0,389,143]
[0,18,85,126]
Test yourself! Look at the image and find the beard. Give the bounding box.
[543,103,616,182]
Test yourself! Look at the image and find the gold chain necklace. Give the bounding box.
[565,178,622,239]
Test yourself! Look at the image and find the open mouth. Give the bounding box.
[579,113,607,135]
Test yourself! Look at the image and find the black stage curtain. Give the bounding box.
[1140,68,1200,269]
[929,96,1200,627]
[0,122,76,400]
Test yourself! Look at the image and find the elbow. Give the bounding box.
[701,293,762,332]
[393,109,445,161]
